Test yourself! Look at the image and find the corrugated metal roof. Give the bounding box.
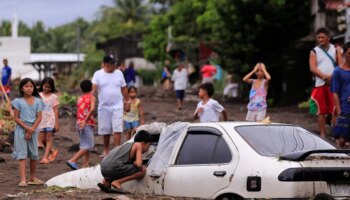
[26,53,85,63]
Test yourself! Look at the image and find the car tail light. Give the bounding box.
[247,176,261,191]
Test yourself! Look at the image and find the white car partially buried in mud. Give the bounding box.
[47,122,350,200]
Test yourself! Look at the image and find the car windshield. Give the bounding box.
[235,125,335,157]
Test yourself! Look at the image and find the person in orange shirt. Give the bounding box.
[201,61,217,83]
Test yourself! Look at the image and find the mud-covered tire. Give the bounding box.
[313,193,334,200]
[216,194,243,200]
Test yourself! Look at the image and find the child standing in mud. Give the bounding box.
[12,78,44,187]
[194,82,228,122]
[37,77,59,164]
[243,62,271,122]
[67,80,96,170]
[123,86,144,141]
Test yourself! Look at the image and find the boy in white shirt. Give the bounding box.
[171,62,188,110]
[194,82,228,122]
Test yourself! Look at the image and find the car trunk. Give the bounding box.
[297,156,350,198]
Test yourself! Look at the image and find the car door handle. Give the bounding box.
[213,171,226,177]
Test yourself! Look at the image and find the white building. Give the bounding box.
[0,15,84,80]
[0,36,32,79]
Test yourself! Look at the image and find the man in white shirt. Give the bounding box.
[92,54,130,157]
[171,62,188,110]
[309,27,342,138]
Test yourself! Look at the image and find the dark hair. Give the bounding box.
[19,78,40,98]
[343,42,350,53]
[39,77,57,93]
[134,130,153,143]
[199,82,214,97]
[80,80,92,93]
[128,86,137,93]
[316,27,331,37]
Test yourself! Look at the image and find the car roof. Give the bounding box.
[189,121,289,128]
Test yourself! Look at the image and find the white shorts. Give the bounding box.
[98,108,123,135]
[246,109,266,122]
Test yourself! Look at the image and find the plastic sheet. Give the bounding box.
[147,122,190,177]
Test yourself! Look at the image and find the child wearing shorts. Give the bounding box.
[38,77,59,164]
[98,130,152,193]
[243,62,271,122]
[67,80,96,170]
[124,86,144,141]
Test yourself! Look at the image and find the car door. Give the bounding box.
[163,126,239,198]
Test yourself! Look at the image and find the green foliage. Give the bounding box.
[58,92,77,105]
[144,0,310,76]
[0,21,11,36]
[137,68,161,86]
[298,99,310,109]
[144,0,208,62]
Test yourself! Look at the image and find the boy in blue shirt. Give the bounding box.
[2,59,12,98]
[331,42,350,148]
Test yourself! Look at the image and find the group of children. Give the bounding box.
[10,60,271,188]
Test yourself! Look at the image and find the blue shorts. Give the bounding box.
[78,125,94,151]
[333,115,350,141]
[175,90,185,100]
[39,127,54,133]
[124,121,139,130]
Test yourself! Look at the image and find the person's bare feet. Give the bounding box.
[111,180,122,189]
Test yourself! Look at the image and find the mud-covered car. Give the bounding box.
[47,122,350,199]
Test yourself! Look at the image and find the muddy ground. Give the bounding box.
[0,88,324,200]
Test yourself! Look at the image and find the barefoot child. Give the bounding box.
[98,130,152,193]
[67,80,96,170]
[38,77,59,164]
[194,82,228,122]
[243,62,271,121]
[12,78,44,187]
[124,86,144,141]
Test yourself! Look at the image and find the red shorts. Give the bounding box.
[311,85,335,115]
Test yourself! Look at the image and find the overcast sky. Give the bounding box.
[0,0,114,28]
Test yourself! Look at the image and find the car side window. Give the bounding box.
[176,130,232,165]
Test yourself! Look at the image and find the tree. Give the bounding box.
[94,0,150,38]
[144,0,310,71]
[143,0,208,62]
[0,21,11,36]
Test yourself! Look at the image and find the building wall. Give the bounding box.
[0,37,32,78]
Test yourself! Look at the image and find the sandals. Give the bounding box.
[97,183,111,193]
[66,161,78,170]
[27,178,44,185]
[109,186,126,194]
[48,149,59,162]
[18,181,28,187]
[40,159,50,164]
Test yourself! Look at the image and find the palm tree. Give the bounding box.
[99,0,150,26]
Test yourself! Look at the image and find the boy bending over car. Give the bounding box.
[97,130,152,193]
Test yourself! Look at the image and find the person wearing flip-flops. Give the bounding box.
[37,77,60,164]
[67,80,96,170]
[12,78,45,187]
[97,130,152,193]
